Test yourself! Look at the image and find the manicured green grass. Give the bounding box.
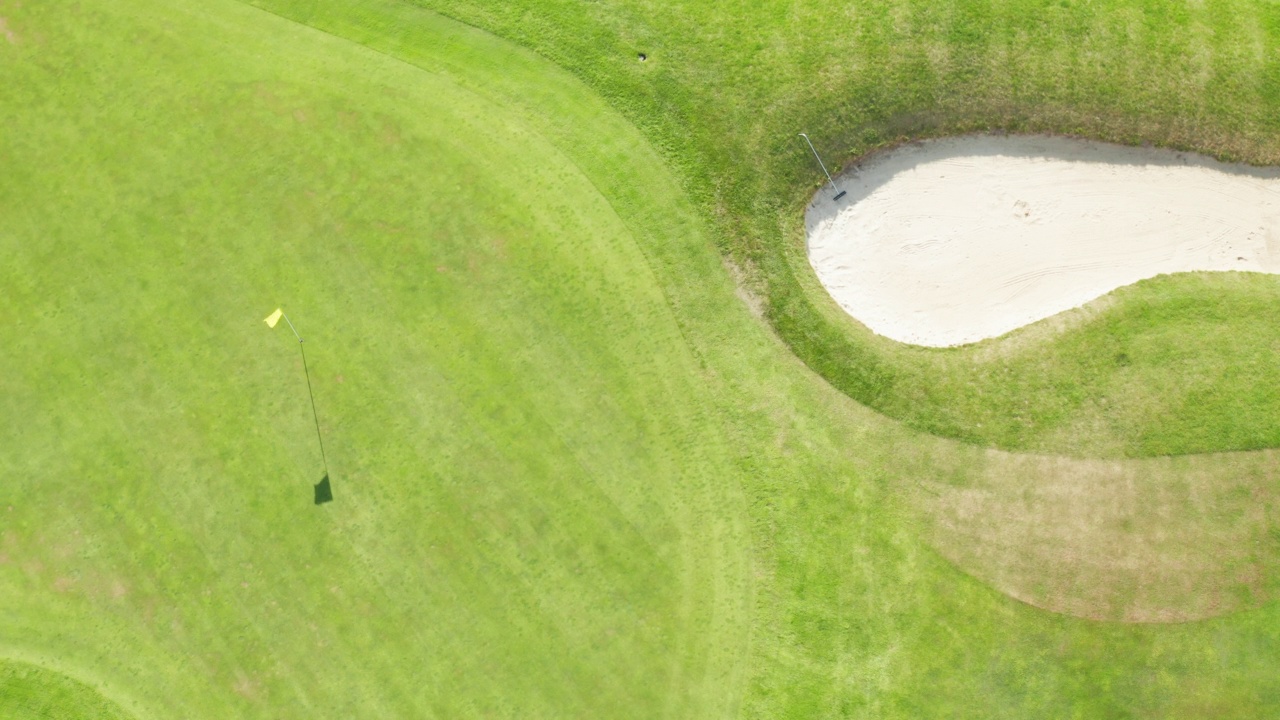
[5,0,1280,718]
[0,661,131,720]
[797,269,1280,457]
[408,0,1280,458]
[1,2,748,716]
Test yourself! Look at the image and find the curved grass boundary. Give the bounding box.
[2,0,750,715]
[332,0,1280,707]
[775,135,1280,458]
[0,659,135,720]
[783,215,1280,458]
[257,0,1280,702]
[400,0,1280,459]
[11,0,1280,716]
[901,441,1280,623]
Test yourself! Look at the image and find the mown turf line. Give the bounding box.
[406,0,1280,458]
[237,1,1280,717]
[0,660,132,720]
[7,0,1280,717]
[1,0,749,715]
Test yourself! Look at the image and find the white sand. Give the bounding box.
[805,135,1280,347]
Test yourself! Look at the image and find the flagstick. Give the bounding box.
[281,313,330,479]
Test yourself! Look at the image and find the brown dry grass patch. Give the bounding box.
[906,444,1280,622]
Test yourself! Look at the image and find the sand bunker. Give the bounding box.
[805,135,1280,347]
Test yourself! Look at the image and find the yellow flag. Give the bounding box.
[264,308,283,328]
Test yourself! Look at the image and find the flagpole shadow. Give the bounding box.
[314,473,334,505]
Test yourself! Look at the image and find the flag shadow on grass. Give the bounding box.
[314,474,334,505]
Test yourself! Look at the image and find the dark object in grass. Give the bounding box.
[314,473,334,505]
[638,52,647,62]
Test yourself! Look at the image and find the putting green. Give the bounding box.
[1,0,745,715]
[6,0,1280,717]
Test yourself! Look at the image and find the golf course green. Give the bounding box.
[3,0,1280,716]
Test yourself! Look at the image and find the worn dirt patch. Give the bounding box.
[0,17,18,45]
[909,446,1280,622]
[723,257,766,319]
